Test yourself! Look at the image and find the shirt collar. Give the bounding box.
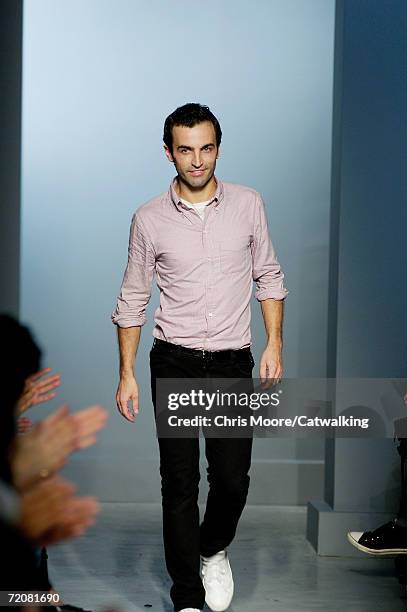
[169,175,224,212]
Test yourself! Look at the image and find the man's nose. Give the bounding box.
[191,153,203,168]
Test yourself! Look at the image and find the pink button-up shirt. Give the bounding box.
[111,176,288,350]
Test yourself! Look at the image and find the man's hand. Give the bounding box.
[116,374,139,422]
[259,343,283,389]
[16,367,61,415]
[259,299,284,389]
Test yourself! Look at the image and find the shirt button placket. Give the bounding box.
[202,224,209,352]
[202,211,216,352]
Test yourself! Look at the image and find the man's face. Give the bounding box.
[164,121,219,190]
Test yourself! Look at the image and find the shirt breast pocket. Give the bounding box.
[218,236,250,275]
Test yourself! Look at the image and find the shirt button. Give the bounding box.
[208,312,213,317]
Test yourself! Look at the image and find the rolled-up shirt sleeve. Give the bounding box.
[251,193,289,301]
[111,213,156,327]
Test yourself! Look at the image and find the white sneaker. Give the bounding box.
[201,549,234,611]
[178,609,202,611]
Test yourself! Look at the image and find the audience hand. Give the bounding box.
[11,404,108,491]
[17,416,34,434]
[17,475,99,546]
[11,405,79,490]
[16,368,61,415]
[72,404,109,449]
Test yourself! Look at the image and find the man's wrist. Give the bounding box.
[120,368,135,379]
[265,338,282,351]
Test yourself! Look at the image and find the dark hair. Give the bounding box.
[163,103,222,155]
[0,314,42,483]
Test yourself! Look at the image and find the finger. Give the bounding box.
[268,365,282,389]
[75,416,108,442]
[262,377,275,390]
[76,434,98,449]
[131,395,139,414]
[58,499,100,530]
[73,405,109,428]
[123,406,136,422]
[46,403,70,423]
[270,364,283,385]
[25,368,52,384]
[45,410,76,437]
[17,420,33,433]
[259,363,268,384]
[260,363,276,390]
[35,373,61,386]
[118,399,135,422]
[72,410,108,447]
[84,410,109,428]
[32,392,58,405]
[34,377,61,393]
[44,404,70,428]
[64,496,100,514]
[116,394,136,422]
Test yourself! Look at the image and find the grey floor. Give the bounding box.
[48,504,406,612]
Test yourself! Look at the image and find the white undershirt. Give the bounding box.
[180,197,212,220]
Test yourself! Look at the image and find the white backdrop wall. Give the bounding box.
[21,0,335,502]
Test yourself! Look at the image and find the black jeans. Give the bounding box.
[150,338,254,612]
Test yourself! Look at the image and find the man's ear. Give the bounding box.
[163,144,174,163]
[216,146,221,160]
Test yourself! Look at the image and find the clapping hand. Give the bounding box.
[16,368,61,415]
[11,404,108,491]
[18,475,100,546]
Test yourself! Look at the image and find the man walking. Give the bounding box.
[112,103,288,612]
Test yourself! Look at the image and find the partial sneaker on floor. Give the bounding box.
[178,609,202,611]
[201,549,234,611]
[347,519,407,555]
